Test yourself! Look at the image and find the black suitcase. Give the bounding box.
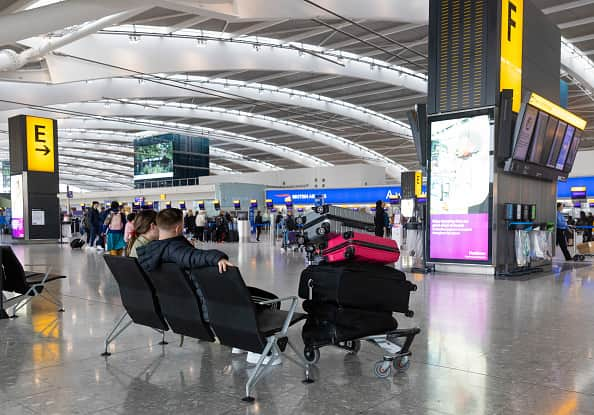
[301,301,398,348]
[70,238,85,249]
[298,263,416,315]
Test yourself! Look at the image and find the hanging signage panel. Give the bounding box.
[26,116,55,173]
[266,186,405,206]
[500,0,524,112]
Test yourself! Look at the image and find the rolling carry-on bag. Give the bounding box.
[70,238,85,249]
[298,262,416,315]
[301,301,398,348]
[322,231,400,264]
[298,205,375,243]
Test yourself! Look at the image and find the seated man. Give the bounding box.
[137,208,279,365]
[137,208,230,274]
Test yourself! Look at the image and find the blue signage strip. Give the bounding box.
[266,186,427,206]
[264,179,594,205]
[558,177,594,198]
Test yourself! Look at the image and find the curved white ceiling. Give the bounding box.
[28,29,427,92]
[0,117,332,169]
[0,77,411,137]
[0,101,406,175]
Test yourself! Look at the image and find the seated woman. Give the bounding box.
[127,210,158,258]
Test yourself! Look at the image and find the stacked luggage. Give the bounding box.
[296,205,375,245]
[295,205,420,378]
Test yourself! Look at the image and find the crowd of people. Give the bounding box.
[78,202,242,255]
[76,201,397,252]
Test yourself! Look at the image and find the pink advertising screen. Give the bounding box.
[429,114,491,262]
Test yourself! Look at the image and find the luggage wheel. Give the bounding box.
[393,355,410,372]
[373,360,392,378]
[304,347,320,364]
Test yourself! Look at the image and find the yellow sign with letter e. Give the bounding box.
[26,116,55,173]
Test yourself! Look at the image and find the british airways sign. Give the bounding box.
[265,186,425,206]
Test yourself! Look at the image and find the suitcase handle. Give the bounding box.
[307,278,314,300]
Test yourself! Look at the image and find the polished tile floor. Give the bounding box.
[1,240,594,414]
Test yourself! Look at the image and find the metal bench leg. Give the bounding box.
[243,337,276,403]
[286,339,314,384]
[11,296,33,318]
[151,328,169,346]
[101,312,132,357]
[159,330,168,346]
[1,293,9,319]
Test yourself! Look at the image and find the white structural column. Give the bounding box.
[0,8,147,72]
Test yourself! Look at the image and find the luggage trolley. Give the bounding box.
[298,261,421,379]
[303,317,421,379]
[570,225,594,261]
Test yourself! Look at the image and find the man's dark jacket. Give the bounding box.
[137,235,228,272]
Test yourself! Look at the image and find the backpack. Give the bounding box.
[107,211,124,231]
[82,212,90,229]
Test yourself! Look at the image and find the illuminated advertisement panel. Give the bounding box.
[11,175,24,239]
[429,113,492,263]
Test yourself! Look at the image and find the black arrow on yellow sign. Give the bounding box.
[35,144,50,156]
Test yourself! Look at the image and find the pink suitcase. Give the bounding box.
[322,231,400,264]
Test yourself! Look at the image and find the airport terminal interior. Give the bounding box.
[4,1,594,414]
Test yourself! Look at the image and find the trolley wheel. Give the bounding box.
[580,255,586,261]
[374,360,392,378]
[573,254,582,261]
[345,340,361,355]
[393,356,410,372]
[304,347,320,364]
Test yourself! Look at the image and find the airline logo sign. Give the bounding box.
[26,116,55,173]
[500,0,524,112]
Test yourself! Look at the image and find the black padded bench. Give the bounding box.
[101,255,170,356]
[192,266,312,402]
[0,245,66,318]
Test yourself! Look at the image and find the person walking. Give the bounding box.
[195,210,206,242]
[81,207,90,243]
[374,200,385,237]
[89,201,101,250]
[383,202,391,237]
[215,211,228,242]
[556,202,572,261]
[104,201,126,256]
[185,209,196,238]
[255,210,263,242]
[124,212,136,243]
[275,210,283,239]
